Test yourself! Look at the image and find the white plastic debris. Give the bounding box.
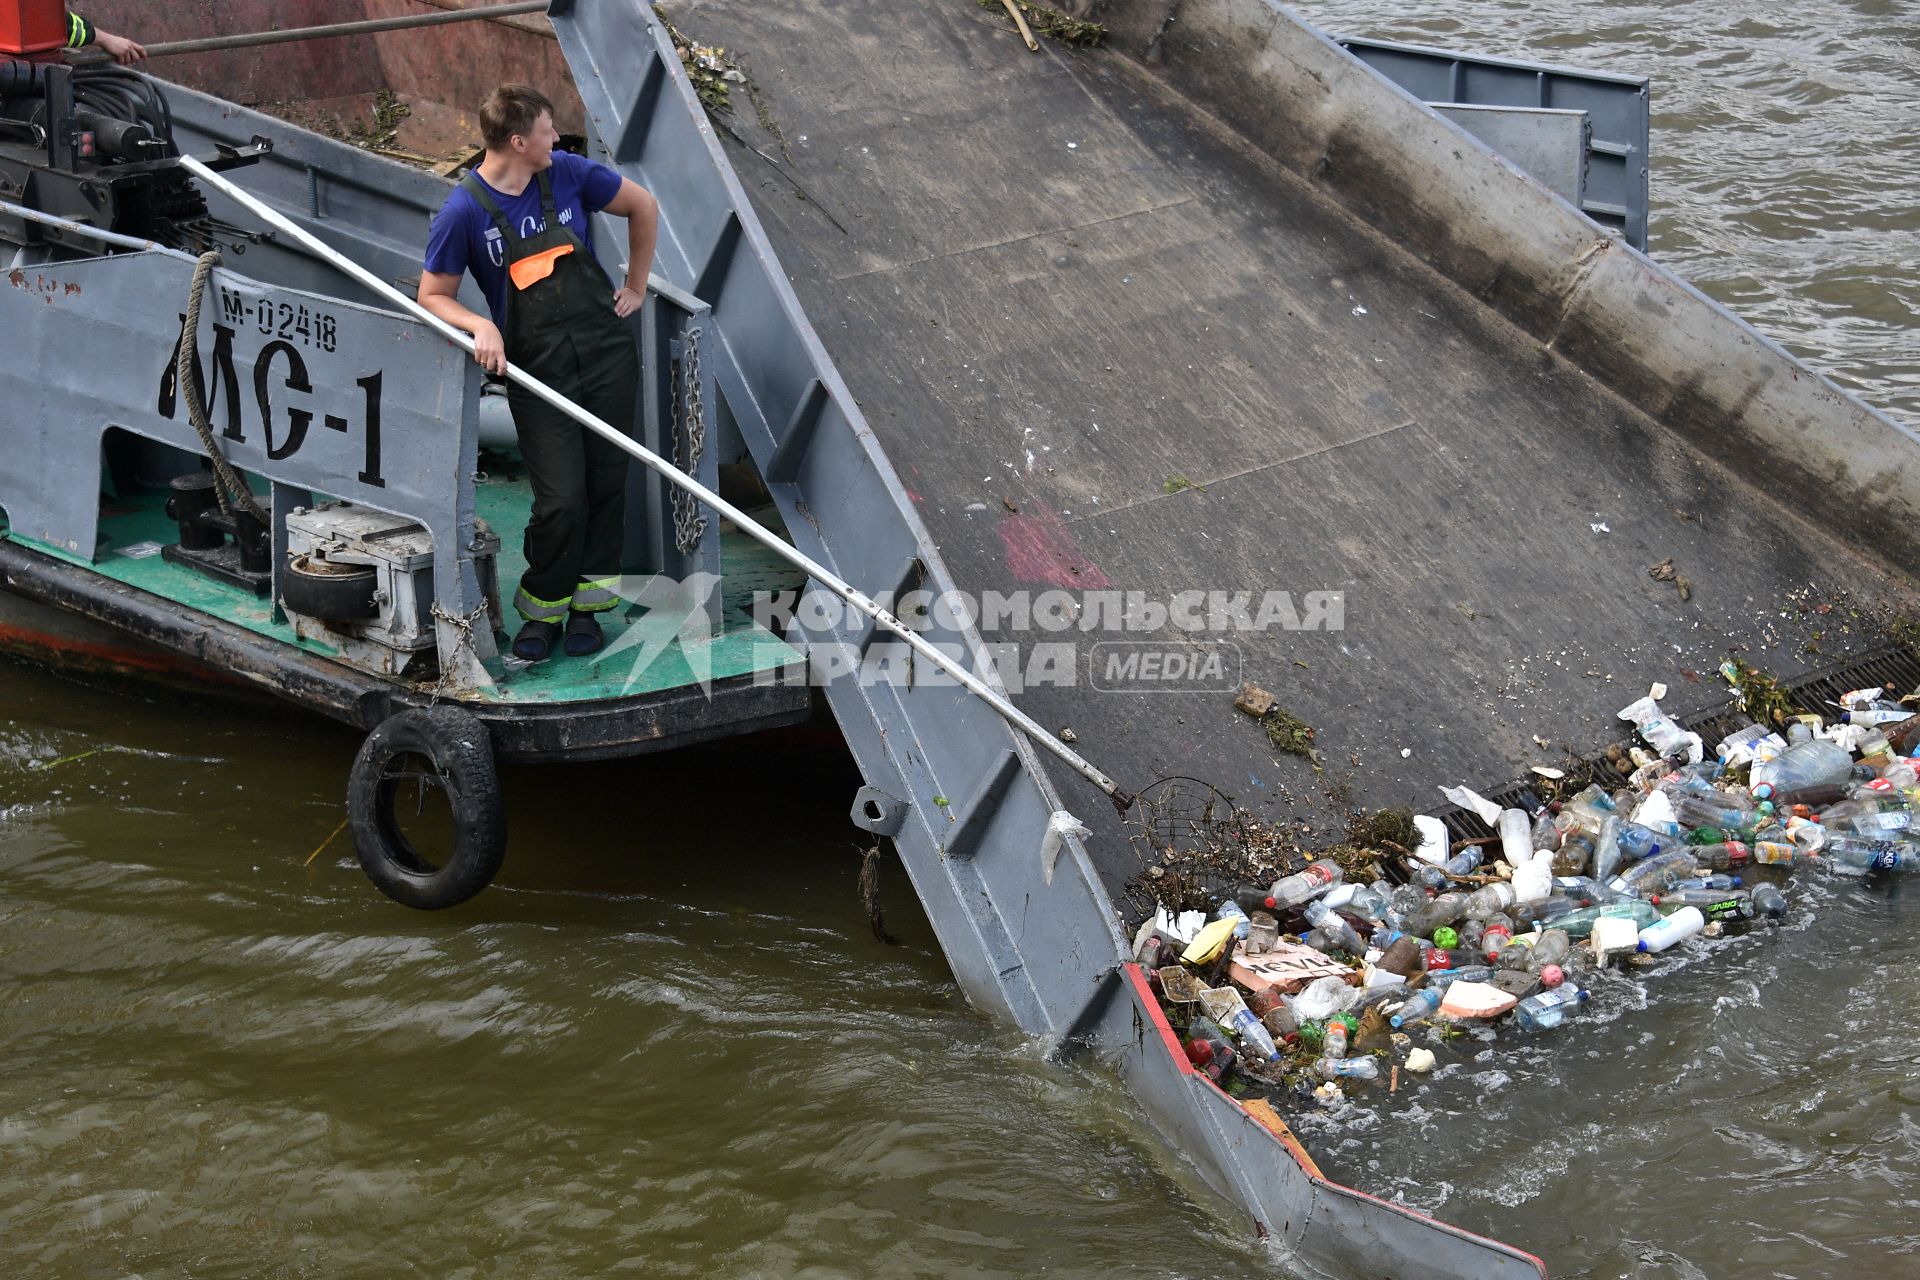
[1403,1047,1437,1074]
[1292,974,1360,1021]
[1152,905,1206,946]
[1039,810,1091,885]
[1617,695,1704,764]
[1632,789,1679,832]
[1590,521,1611,534]
[1412,814,1450,865]
[1439,784,1502,826]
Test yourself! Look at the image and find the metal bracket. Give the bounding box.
[197,135,275,173]
[849,785,908,837]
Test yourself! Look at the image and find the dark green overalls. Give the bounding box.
[461,169,638,623]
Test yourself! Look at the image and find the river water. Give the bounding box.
[3,3,1917,1278]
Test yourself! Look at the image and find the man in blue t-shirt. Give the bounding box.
[419,84,659,661]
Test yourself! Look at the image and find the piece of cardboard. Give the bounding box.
[1229,940,1353,994]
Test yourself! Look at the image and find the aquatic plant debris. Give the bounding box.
[1721,657,1796,727]
[1261,705,1322,768]
[654,5,747,113]
[975,0,1107,46]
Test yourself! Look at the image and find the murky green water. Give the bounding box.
[5,3,1918,1277]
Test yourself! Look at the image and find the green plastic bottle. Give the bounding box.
[1543,900,1659,940]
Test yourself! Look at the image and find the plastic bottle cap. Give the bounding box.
[1636,940,1651,952]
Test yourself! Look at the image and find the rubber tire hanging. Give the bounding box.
[347,706,506,909]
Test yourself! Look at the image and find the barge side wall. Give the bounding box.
[1082,0,1920,561]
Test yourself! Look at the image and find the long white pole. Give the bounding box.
[180,155,1134,811]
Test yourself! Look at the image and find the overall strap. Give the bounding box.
[460,172,519,242]
[535,168,559,224]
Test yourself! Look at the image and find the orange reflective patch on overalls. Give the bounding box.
[508,243,574,290]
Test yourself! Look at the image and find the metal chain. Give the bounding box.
[670,324,709,553]
[426,598,489,698]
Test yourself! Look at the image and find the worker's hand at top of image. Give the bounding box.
[613,283,645,319]
[472,320,507,376]
[95,31,146,65]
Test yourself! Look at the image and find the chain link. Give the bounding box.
[670,323,709,553]
[426,598,490,698]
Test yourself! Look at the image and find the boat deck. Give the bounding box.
[4,467,807,706]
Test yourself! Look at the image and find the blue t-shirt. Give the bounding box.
[423,150,625,326]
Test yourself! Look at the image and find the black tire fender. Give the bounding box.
[347,706,506,910]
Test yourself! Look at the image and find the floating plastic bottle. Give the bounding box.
[1610,848,1700,898]
[1389,989,1441,1028]
[1820,836,1920,875]
[1637,905,1706,952]
[1589,816,1624,883]
[1748,881,1788,919]
[1406,891,1469,940]
[1414,845,1483,891]
[1497,808,1534,868]
[1425,964,1494,991]
[1201,986,1280,1061]
[1512,986,1589,1032]
[1669,873,1741,890]
[1549,899,1661,939]
[1317,1054,1380,1080]
[1651,888,1753,921]
[1517,929,1570,972]
[1552,832,1595,877]
[1751,739,1853,799]
[1616,822,1666,861]
[1303,899,1366,954]
[1672,792,1760,833]
[1555,785,1618,838]
[1267,859,1343,910]
[1463,881,1517,920]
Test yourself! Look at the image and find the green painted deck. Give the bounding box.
[6,474,807,706]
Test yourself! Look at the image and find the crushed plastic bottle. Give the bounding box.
[1304,899,1366,954]
[1464,881,1517,920]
